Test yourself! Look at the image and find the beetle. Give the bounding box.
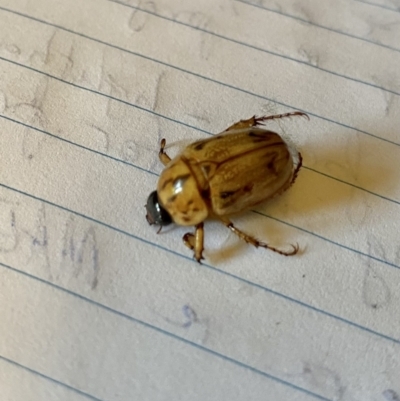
[145,111,308,262]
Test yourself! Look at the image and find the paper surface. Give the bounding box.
[0,0,400,400]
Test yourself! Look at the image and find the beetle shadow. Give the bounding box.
[279,132,399,218]
[206,218,301,265]
[206,130,399,263]
[206,237,248,264]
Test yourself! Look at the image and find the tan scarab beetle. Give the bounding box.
[145,111,308,262]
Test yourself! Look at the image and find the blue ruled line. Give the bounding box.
[0,355,105,401]
[234,0,400,51]
[0,6,399,147]
[0,181,399,347]
[353,0,400,12]
[0,261,332,401]
[107,0,400,93]
[1,113,400,208]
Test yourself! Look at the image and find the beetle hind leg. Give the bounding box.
[183,222,205,263]
[219,217,298,256]
[223,111,309,132]
[254,111,309,126]
[159,138,171,166]
[291,152,303,185]
[223,116,259,132]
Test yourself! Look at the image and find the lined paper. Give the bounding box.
[0,0,399,400]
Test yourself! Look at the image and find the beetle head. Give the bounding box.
[145,191,173,228]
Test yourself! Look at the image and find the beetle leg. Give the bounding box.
[159,138,171,166]
[254,111,309,125]
[223,116,260,132]
[219,217,299,256]
[183,233,195,249]
[291,152,303,185]
[183,222,205,263]
[223,111,308,132]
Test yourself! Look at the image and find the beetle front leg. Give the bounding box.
[159,138,171,166]
[183,222,205,263]
[219,217,299,256]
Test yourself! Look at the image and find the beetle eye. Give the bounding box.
[145,191,172,227]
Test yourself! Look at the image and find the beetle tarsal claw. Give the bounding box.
[287,243,300,256]
[158,138,171,166]
[195,255,205,264]
[182,233,195,250]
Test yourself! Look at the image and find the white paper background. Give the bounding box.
[0,0,399,400]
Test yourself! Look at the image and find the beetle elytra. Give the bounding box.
[145,111,308,262]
